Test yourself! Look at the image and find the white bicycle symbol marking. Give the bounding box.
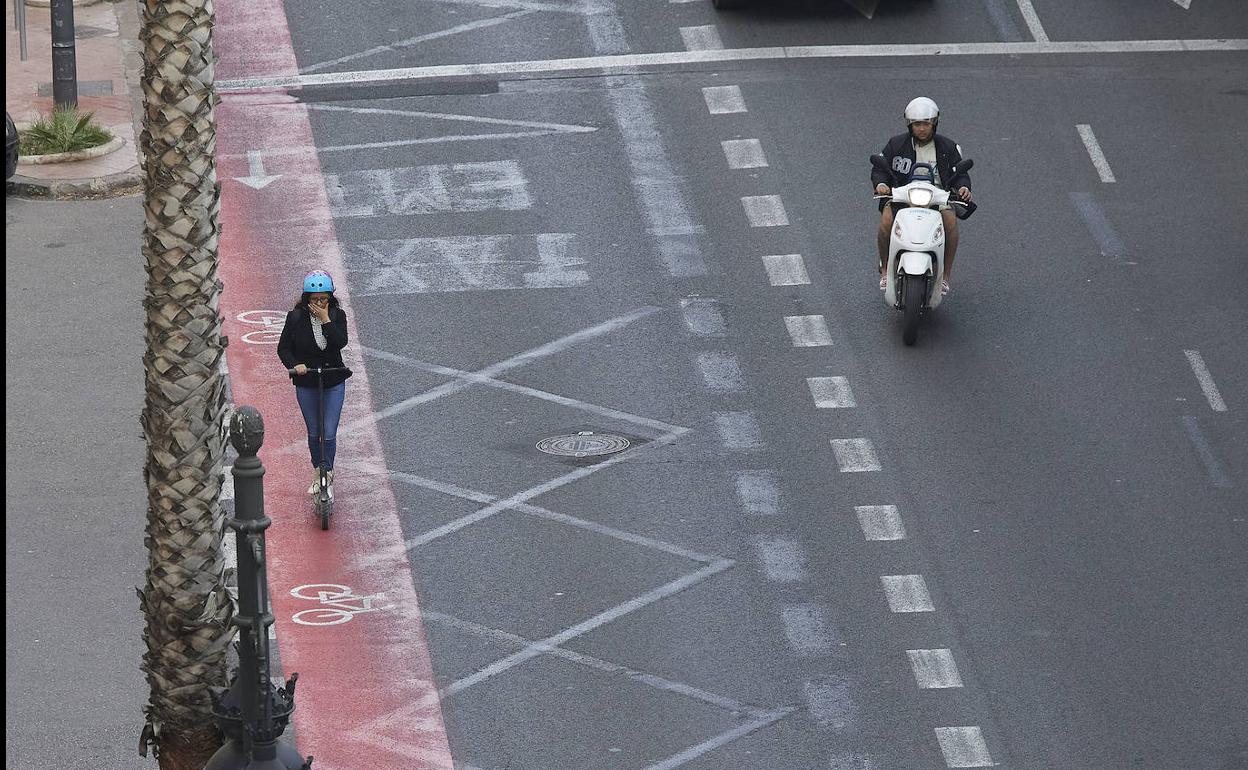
[290,583,394,626]
[236,310,287,345]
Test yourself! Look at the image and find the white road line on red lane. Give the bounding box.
[1184,350,1228,411]
[934,726,994,768]
[753,537,808,582]
[1015,0,1050,42]
[680,25,724,51]
[830,438,881,472]
[854,505,906,540]
[784,315,832,347]
[736,470,780,516]
[807,376,855,408]
[215,1,453,764]
[702,85,747,114]
[881,575,935,612]
[722,138,768,169]
[742,194,789,227]
[907,649,964,689]
[1076,124,1117,183]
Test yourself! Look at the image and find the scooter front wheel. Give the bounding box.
[902,273,925,346]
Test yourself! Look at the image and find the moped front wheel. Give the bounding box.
[902,273,925,346]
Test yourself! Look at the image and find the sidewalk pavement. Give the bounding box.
[6,0,144,199]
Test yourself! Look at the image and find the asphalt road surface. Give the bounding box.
[217,2,1247,768]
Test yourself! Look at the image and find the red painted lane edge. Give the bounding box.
[214,5,454,770]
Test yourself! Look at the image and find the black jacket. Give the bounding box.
[871,132,971,193]
[277,306,353,389]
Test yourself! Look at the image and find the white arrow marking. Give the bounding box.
[234,150,282,189]
[1173,0,1192,7]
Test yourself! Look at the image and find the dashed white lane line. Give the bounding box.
[907,649,964,689]
[784,315,833,347]
[854,505,906,540]
[807,376,855,408]
[1076,124,1117,183]
[702,85,746,114]
[881,574,935,612]
[934,726,995,768]
[714,411,763,450]
[697,352,745,393]
[742,194,789,226]
[782,604,837,657]
[830,438,881,472]
[736,470,780,515]
[761,253,810,286]
[680,24,724,51]
[1015,0,1050,42]
[753,537,808,582]
[722,138,768,169]
[1184,350,1228,411]
[680,297,726,337]
[803,678,856,730]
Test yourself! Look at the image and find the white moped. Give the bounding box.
[870,155,975,346]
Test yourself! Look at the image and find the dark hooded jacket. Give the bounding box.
[871,132,971,193]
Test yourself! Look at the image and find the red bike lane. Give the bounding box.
[214,2,454,767]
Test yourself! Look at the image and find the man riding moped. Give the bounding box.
[872,97,973,296]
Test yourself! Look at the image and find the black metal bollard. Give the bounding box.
[205,406,313,770]
[49,0,77,108]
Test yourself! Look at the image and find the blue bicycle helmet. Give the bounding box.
[303,270,334,293]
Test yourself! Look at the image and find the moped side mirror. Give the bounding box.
[953,158,974,173]
[869,154,889,171]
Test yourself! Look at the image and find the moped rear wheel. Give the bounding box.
[902,273,925,346]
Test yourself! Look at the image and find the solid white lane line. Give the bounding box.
[714,411,763,450]
[736,470,780,515]
[761,253,810,286]
[1077,124,1117,183]
[1015,0,1050,42]
[741,195,789,226]
[697,352,745,393]
[881,574,935,612]
[854,505,906,540]
[680,297,726,337]
[934,726,994,768]
[1184,350,1228,411]
[782,604,836,657]
[220,40,1248,91]
[702,85,747,114]
[830,438,881,472]
[722,138,768,169]
[784,315,833,347]
[807,376,855,408]
[306,102,598,134]
[907,649,964,689]
[641,708,796,770]
[680,24,724,51]
[754,537,808,582]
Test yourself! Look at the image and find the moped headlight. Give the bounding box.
[908,188,933,207]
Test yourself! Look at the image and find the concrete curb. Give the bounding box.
[6,166,143,199]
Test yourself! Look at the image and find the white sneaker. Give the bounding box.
[326,470,334,499]
[308,470,320,496]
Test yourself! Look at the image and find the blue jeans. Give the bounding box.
[295,382,345,470]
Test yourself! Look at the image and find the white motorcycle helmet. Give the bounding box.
[904,97,940,133]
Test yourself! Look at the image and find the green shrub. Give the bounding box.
[19,107,113,155]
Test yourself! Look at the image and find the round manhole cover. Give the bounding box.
[536,431,631,458]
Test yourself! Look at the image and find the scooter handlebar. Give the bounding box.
[287,366,350,375]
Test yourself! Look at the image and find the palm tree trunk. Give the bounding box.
[136,0,234,767]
